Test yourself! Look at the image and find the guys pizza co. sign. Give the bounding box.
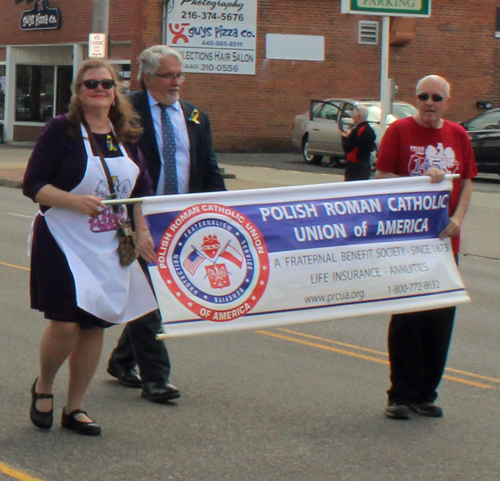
[139,176,470,338]
[165,0,258,75]
[341,0,431,17]
[21,0,61,30]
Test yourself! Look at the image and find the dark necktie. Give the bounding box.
[159,104,178,195]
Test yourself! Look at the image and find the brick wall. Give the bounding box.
[14,125,45,142]
[389,1,500,120]
[167,0,500,151]
[3,0,500,151]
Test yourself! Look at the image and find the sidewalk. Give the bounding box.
[0,143,35,188]
[0,143,344,190]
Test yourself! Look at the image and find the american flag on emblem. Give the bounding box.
[182,249,205,275]
[219,244,244,269]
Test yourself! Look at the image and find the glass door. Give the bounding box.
[56,65,73,115]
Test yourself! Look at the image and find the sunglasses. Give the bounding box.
[417,93,445,102]
[81,79,116,90]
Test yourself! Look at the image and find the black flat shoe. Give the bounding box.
[61,409,101,436]
[30,378,53,430]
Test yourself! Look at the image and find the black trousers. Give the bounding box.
[386,306,456,404]
[344,161,371,181]
[109,309,171,383]
[109,257,171,383]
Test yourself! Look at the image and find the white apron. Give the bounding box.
[42,125,158,324]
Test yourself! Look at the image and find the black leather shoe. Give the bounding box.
[409,402,443,418]
[61,409,101,436]
[30,378,53,430]
[107,361,142,388]
[141,382,181,403]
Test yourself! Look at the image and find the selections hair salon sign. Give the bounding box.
[20,0,61,30]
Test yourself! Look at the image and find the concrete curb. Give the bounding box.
[0,178,22,189]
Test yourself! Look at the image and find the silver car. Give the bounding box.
[291,99,418,164]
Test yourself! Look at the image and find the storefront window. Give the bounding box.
[16,65,54,122]
[0,65,5,121]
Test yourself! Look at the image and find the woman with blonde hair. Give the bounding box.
[23,59,157,435]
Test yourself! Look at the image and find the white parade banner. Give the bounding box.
[141,176,470,337]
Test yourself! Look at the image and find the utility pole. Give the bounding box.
[75,0,110,76]
[379,16,391,138]
[87,0,110,61]
[92,0,109,35]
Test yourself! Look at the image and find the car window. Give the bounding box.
[311,102,323,119]
[466,110,500,131]
[392,103,418,119]
[340,103,355,120]
[362,103,417,125]
[323,104,341,120]
[312,102,340,121]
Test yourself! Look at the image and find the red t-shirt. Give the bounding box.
[377,117,478,253]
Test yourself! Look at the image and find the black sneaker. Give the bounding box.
[409,403,443,418]
[385,402,411,420]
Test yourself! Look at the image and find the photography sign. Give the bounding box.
[341,0,431,17]
[20,0,61,30]
[165,0,257,75]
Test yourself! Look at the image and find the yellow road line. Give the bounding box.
[277,327,500,385]
[0,261,29,272]
[257,329,495,389]
[445,367,500,384]
[256,330,390,365]
[443,375,494,389]
[277,328,388,356]
[0,461,44,481]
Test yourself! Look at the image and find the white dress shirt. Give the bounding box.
[147,91,191,195]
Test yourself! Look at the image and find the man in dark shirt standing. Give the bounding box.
[107,45,226,403]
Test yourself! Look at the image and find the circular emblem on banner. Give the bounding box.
[156,204,269,322]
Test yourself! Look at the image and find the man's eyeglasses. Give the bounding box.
[81,79,116,90]
[154,73,185,81]
[417,93,445,102]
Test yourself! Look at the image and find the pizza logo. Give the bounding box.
[156,204,270,322]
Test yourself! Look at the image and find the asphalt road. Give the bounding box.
[0,168,499,480]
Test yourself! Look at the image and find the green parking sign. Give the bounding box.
[341,0,431,17]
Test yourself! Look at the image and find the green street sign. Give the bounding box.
[341,0,431,17]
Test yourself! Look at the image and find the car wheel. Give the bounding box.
[302,136,323,164]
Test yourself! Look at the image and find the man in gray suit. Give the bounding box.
[107,45,226,403]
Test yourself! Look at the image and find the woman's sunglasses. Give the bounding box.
[417,93,445,102]
[81,79,115,90]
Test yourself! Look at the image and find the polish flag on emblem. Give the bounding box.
[219,244,244,269]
